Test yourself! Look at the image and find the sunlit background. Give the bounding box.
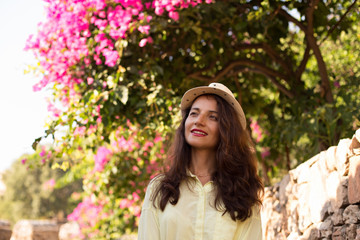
[0,0,49,172]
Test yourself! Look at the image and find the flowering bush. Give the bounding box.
[25,1,214,237]
[26,0,360,237]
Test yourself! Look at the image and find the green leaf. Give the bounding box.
[115,85,129,105]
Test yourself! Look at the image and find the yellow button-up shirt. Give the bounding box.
[138,173,262,240]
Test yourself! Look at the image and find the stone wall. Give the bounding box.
[261,129,360,240]
[7,220,136,240]
[10,220,59,240]
[0,220,12,240]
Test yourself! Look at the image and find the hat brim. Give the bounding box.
[180,86,246,129]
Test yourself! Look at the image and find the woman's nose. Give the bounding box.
[195,114,205,126]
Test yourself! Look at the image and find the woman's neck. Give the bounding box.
[189,148,216,177]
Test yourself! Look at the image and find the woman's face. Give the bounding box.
[184,95,220,151]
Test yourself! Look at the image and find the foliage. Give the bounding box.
[64,122,165,238]
[25,0,360,238]
[0,150,82,224]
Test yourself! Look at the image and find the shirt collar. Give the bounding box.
[186,169,214,191]
[187,169,197,178]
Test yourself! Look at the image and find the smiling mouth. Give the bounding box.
[191,129,208,136]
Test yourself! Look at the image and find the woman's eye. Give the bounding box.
[189,112,198,116]
[209,115,218,121]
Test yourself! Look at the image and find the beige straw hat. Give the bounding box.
[180,82,246,129]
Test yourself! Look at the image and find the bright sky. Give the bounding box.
[0,0,49,172]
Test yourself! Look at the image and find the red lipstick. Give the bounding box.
[191,128,208,136]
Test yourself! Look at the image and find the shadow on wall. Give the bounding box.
[261,129,360,240]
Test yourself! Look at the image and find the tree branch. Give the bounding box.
[234,43,294,78]
[187,60,295,99]
[305,0,334,103]
[277,8,306,32]
[234,77,243,105]
[319,0,358,46]
[295,43,310,82]
[189,59,288,82]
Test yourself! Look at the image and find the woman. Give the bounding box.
[138,83,264,240]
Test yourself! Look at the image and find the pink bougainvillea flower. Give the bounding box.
[139,38,148,47]
[168,11,179,21]
[132,165,139,172]
[87,125,97,135]
[155,7,164,15]
[39,148,46,157]
[47,101,62,118]
[138,25,150,34]
[139,36,153,47]
[142,141,154,151]
[67,196,104,228]
[154,135,162,143]
[43,178,56,191]
[87,77,94,85]
[132,192,140,201]
[94,146,112,172]
[250,119,263,143]
[102,49,119,67]
[21,158,27,164]
[74,126,87,137]
[25,0,214,118]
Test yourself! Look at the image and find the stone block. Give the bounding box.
[308,161,329,223]
[0,220,12,240]
[333,176,349,209]
[320,201,332,221]
[287,207,299,234]
[58,222,80,240]
[287,232,301,240]
[350,129,360,155]
[325,146,337,172]
[318,218,333,238]
[335,139,351,176]
[343,205,360,224]
[356,128,360,141]
[301,224,320,240]
[297,183,312,232]
[318,151,330,174]
[11,220,59,240]
[279,174,290,205]
[263,210,283,240]
[348,155,360,204]
[326,171,341,210]
[357,225,360,240]
[332,226,346,240]
[346,224,357,240]
[263,186,274,199]
[331,208,344,226]
[290,155,315,184]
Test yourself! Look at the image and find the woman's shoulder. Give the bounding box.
[146,174,165,193]
[142,174,164,209]
[251,203,262,220]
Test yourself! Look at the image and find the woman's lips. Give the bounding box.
[191,129,208,136]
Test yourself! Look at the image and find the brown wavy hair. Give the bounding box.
[152,94,264,221]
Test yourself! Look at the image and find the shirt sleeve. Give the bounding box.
[235,205,263,240]
[137,179,161,240]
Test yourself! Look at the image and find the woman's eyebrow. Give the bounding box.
[209,110,218,114]
[190,107,218,114]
